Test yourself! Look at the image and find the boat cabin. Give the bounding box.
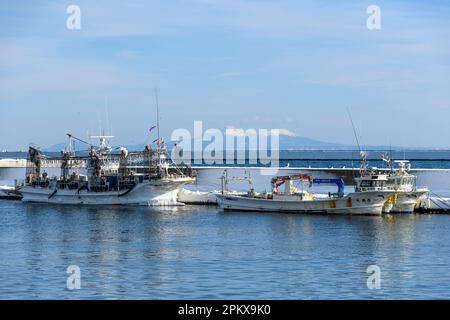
[271,174,312,195]
[354,175,388,192]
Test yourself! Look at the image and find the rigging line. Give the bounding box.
[105,96,112,137]
[346,107,361,152]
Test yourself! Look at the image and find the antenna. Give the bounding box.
[389,140,392,159]
[105,96,112,137]
[97,110,102,137]
[155,87,161,151]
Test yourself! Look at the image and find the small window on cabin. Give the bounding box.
[361,181,371,187]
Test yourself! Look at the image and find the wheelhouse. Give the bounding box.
[354,175,388,192]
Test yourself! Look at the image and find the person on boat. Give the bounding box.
[145,144,153,157]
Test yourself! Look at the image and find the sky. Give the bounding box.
[1,0,450,150]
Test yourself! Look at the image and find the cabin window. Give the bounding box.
[360,181,371,187]
[373,180,384,188]
[360,180,384,188]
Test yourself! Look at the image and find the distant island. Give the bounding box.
[40,135,436,153]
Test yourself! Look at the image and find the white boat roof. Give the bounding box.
[355,174,388,181]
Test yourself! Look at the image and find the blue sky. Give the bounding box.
[1,0,450,149]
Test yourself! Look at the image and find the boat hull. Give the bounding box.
[178,189,219,205]
[0,186,22,200]
[216,191,394,216]
[390,190,428,213]
[21,178,190,206]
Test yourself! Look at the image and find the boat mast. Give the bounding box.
[155,87,161,153]
[347,107,361,152]
[347,107,368,175]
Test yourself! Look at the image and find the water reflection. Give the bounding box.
[1,200,450,299]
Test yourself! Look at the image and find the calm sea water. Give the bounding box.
[1,200,450,299]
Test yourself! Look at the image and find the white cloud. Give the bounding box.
[277,129,297,137]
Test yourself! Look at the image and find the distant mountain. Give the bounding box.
[279,136,354,150]
[277,136,407,151]
[44,142,152,153]
[43,143,87,152]
[43,143,68,152]
[43,135,406,152]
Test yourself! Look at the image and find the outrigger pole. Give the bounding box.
[67,133,93,147]
[67,133,113,150]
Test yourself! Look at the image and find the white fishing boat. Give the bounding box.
[381,158,429,213]
[350,151,430,213]
[20,134,195,206]
[353,174,397,213]
[345,151,397,213]
[216,174,394,215]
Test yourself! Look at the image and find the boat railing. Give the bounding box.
[30,179,50,188]
[56,180,87,190]
[89,183,110,193]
